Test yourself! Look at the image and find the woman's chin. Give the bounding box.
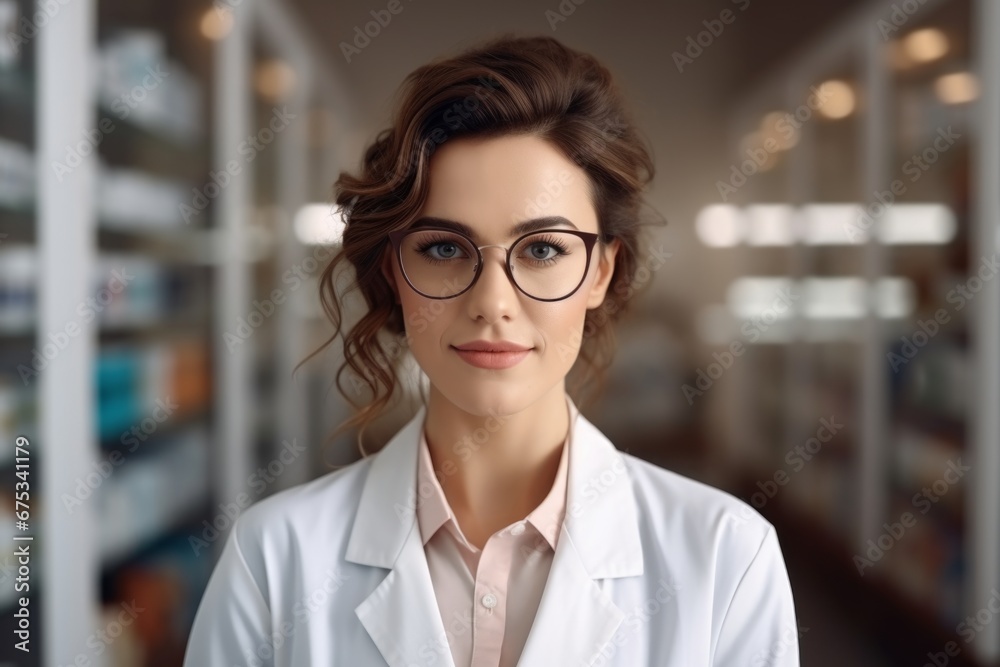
[430,383,536,420]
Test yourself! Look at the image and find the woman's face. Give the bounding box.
[383,133,620,416]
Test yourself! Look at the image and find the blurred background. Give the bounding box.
[0,0,997,664]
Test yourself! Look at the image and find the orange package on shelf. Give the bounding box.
[169,338,211,416]
[115,566,188,667]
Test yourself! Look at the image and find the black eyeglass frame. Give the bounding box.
[386,226,604,302]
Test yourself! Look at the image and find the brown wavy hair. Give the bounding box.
[297,32,666,459]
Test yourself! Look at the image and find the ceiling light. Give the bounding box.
[815,80,856,120]
[903,28,949,63]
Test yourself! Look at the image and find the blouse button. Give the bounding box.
[510,522,526,536]
[481,593,498,609]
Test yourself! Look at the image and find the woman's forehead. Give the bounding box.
[419,135,598,234]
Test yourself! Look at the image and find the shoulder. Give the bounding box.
[234,454,374,547]
[618,450,776,567]
[223,454,376,600]
[613,456,801,663]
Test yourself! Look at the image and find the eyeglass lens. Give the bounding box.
[397,230,589,300]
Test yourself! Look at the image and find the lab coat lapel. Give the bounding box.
[516,397,645,666]
[344,396,645,667]
[354,521,456,667]
[346,404,457,667]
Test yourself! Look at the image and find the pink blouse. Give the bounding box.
[414,412,571,667]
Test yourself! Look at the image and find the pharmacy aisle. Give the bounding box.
[0,0,353,662]
[697,0,1000,664]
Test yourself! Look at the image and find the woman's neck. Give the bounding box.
[422,385,570,549]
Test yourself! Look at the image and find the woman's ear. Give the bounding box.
[586,237,621,309]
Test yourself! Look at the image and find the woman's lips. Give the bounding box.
[451,346,531,370]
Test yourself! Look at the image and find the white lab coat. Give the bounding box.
[183,397,801,667]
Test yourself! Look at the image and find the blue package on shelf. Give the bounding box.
[96,346,144,443]
[97,392,142,443]
[96,346,139,396]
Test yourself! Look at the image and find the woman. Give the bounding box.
[184,33,800,667]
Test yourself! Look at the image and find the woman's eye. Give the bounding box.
[427,243,464,259]
[525,243,557,260]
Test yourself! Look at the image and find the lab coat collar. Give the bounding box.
[346,394,644,667]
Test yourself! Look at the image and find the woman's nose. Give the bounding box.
[464,246,519,321]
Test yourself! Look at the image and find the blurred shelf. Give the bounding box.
[97,315,212,342]
[98,425,211,568]
[893,410,966,447]
[0,68,34,107]
[99,500,210,580]
[0,316,212,340]
[96,102,204,154]
[0,70,35,146]
[0,329,33,341]
[722,1,998,663]
[98,407,210,453]
[97,225,219,265]
[765,497,983,667]
[0,202,33,229]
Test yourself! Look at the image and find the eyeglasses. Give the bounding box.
[387,226,603,302]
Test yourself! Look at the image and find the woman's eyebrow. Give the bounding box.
[409,216,579,240]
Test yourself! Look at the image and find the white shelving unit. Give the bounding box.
[971,1,1000,663]
[37,0,98,661]
[17,0,358,663]
[214,0,356,515]
[715,0,999,663]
